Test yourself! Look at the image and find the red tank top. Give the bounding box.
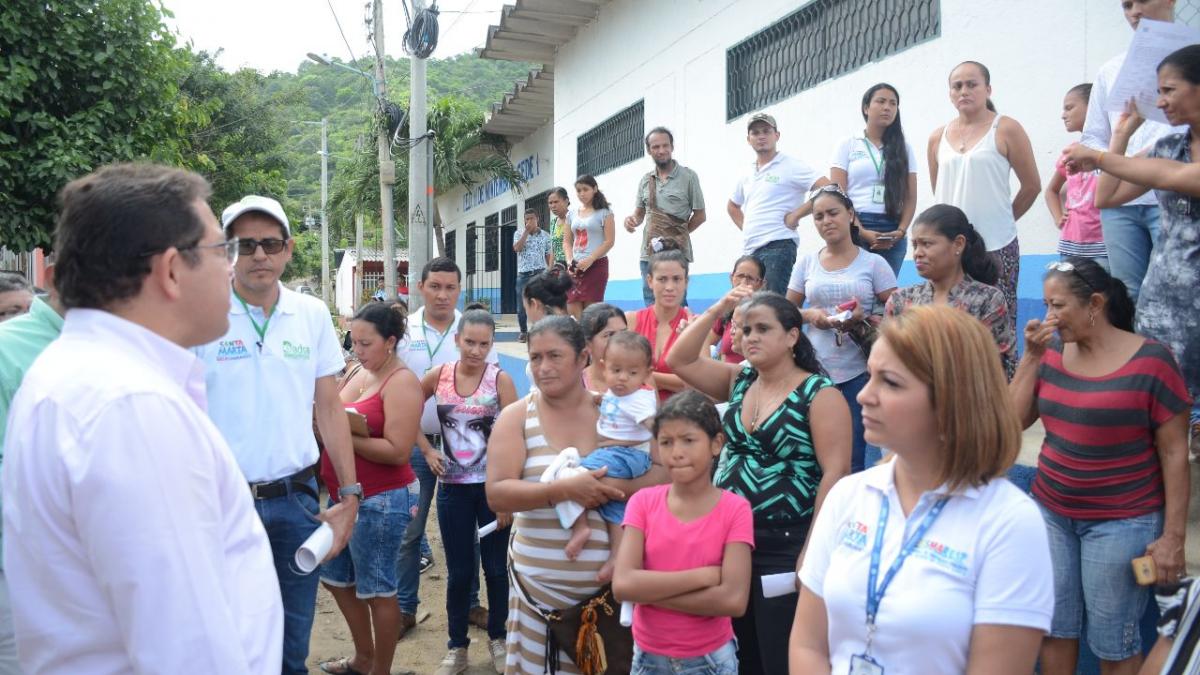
[321,366,415,500]
[632,307,690,403]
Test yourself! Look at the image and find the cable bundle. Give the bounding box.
[403,4,439,58]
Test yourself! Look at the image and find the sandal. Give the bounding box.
[319,657,366,675]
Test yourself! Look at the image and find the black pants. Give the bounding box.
[733,521,810,675]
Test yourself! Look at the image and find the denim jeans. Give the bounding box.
[837,371,881,473]
[397,443,479,615]
[857,211,906,276]
[436,482,510,647]
[639,259,688,307]
[752,238,798,296]
[515,269,544,333]
[632,639,738,675]
[1100,205,1161,302]
[321,488,412,598]
[1040,505,1162,661]
[254,475,321,675]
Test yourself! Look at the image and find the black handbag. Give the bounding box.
[514,576,633,675]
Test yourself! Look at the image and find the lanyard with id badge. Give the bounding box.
[850,493,949,675]
[862,139,886,204]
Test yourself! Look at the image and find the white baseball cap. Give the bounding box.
[221,195,291,237]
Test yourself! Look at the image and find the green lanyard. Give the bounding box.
[234,290,273,348]
[422,321,451,366]
[862,138,884,178]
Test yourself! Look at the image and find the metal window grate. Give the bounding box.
[1181,0,1200,27]
[726,0,940,120]
[576,100,645,177]
[484,213,500,273]
[445,231,456,264]
[465,222,477,275]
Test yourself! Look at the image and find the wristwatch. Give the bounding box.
[337,483,364,502]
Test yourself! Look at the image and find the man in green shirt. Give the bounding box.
[0,277,64,674]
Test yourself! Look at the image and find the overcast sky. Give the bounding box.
[161,0,507,73]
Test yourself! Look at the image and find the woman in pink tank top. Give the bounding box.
[318,302,423,675]
[418,309,518,671]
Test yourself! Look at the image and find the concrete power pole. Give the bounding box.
[374,0,398,302]
[319,116,330,304]
[407,0,430,311]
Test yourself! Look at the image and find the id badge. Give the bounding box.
[850,654,884,675]
[871,184,886,204]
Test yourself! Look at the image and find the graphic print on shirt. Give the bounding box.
[216,339,252,361]
[839,520,869,551]
[574,227,588,253]
[436,403,494,472]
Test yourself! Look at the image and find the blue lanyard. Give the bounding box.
[866,494,949,629]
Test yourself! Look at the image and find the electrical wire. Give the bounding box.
[325,0,360,66]
[403,4,440,58]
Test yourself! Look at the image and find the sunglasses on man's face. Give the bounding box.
[236,238,288,256]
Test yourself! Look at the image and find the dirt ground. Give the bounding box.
[306,505,502,675]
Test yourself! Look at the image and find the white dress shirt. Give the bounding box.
[2,309,282,674]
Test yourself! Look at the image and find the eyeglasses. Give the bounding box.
[1045,261,1095,292]
[183,237,241,265]
[732,273,762,285]
[237,237,288,256]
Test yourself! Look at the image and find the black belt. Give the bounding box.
[248,465,317,501]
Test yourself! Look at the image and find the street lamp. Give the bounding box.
[307,49,398,305]
[294,119,329,304]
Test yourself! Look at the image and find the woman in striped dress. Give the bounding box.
[486,316,667,674]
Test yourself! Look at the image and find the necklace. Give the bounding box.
[357,356,399,396]
[953,115,992,152]
[748,377,794,433]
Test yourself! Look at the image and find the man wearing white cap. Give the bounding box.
[196,195,360,675]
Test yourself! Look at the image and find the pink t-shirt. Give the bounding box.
[1055,155,1105,256]
[623,484,754,658]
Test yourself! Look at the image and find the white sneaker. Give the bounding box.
[488,638,507,673]
[434,647,468,675]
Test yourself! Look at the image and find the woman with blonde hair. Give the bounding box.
[789,305,1054,674]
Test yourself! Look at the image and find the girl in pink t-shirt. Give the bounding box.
[612,390,754,673]
[1044,83,1108,264]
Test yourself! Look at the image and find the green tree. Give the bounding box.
[0,0,185,251]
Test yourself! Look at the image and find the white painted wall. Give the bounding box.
[436,123,556,269]
[550,0,1140,287]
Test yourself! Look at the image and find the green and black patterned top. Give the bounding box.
[717,366,832,528]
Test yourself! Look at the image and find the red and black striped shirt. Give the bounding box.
[1032,338,1191,520]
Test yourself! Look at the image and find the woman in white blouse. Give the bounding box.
[789,305,1053,674]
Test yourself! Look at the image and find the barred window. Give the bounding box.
[484,213,500,273]
[576,100,644,177]
[727,0,940,120]
[465,222,477,275]
[445,230,456,264]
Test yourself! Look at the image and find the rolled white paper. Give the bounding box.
[761,571,798,598]
[619,601,634,627]
[478,520,499,538]
[295,522,334,574]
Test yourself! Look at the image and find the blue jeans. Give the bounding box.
[633,639,738,674]
[1040,506,1162,661]
[398,443,479,615]
[516,269,544,333]
[639,259,687,307]
[580,445,653,524]
[321,488,412,598]
[838,372,881,473]
[436,482,509,647]
[752,238,797,296]
[857,211,906,276]
[1100,205,1161,302]
[255,475,321,675]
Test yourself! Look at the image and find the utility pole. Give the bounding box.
[407,0,430,311]
[373,0,398,302]
[320,116,330,304]
[354,134,366,312]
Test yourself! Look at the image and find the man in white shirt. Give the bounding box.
[1081,0,1185,301]
[727,112,829,294]
[195,195,359,675]
[395,257,497,639]
[2,163,282,673]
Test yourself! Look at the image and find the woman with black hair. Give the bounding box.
[885,204,1016,377]
[521,266,573,325]
[666,287,851,675]
[564,175,616,318]
[1011,258,1190,675]
[627,241,697,402]
[786,185,896,473]
[830,83,918,275]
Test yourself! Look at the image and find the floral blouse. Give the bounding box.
[884,276,1015,378]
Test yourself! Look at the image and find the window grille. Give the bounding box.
[485,213,500,273]
[465,222,477,275]
[576,100,645,177]
[444,230,456,264]
[726,0,940,120]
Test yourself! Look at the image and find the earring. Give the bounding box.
[1089,312,1095,327]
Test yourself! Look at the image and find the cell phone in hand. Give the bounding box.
[875,234,895,242]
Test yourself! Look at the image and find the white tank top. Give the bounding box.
[934,115,1016,251]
